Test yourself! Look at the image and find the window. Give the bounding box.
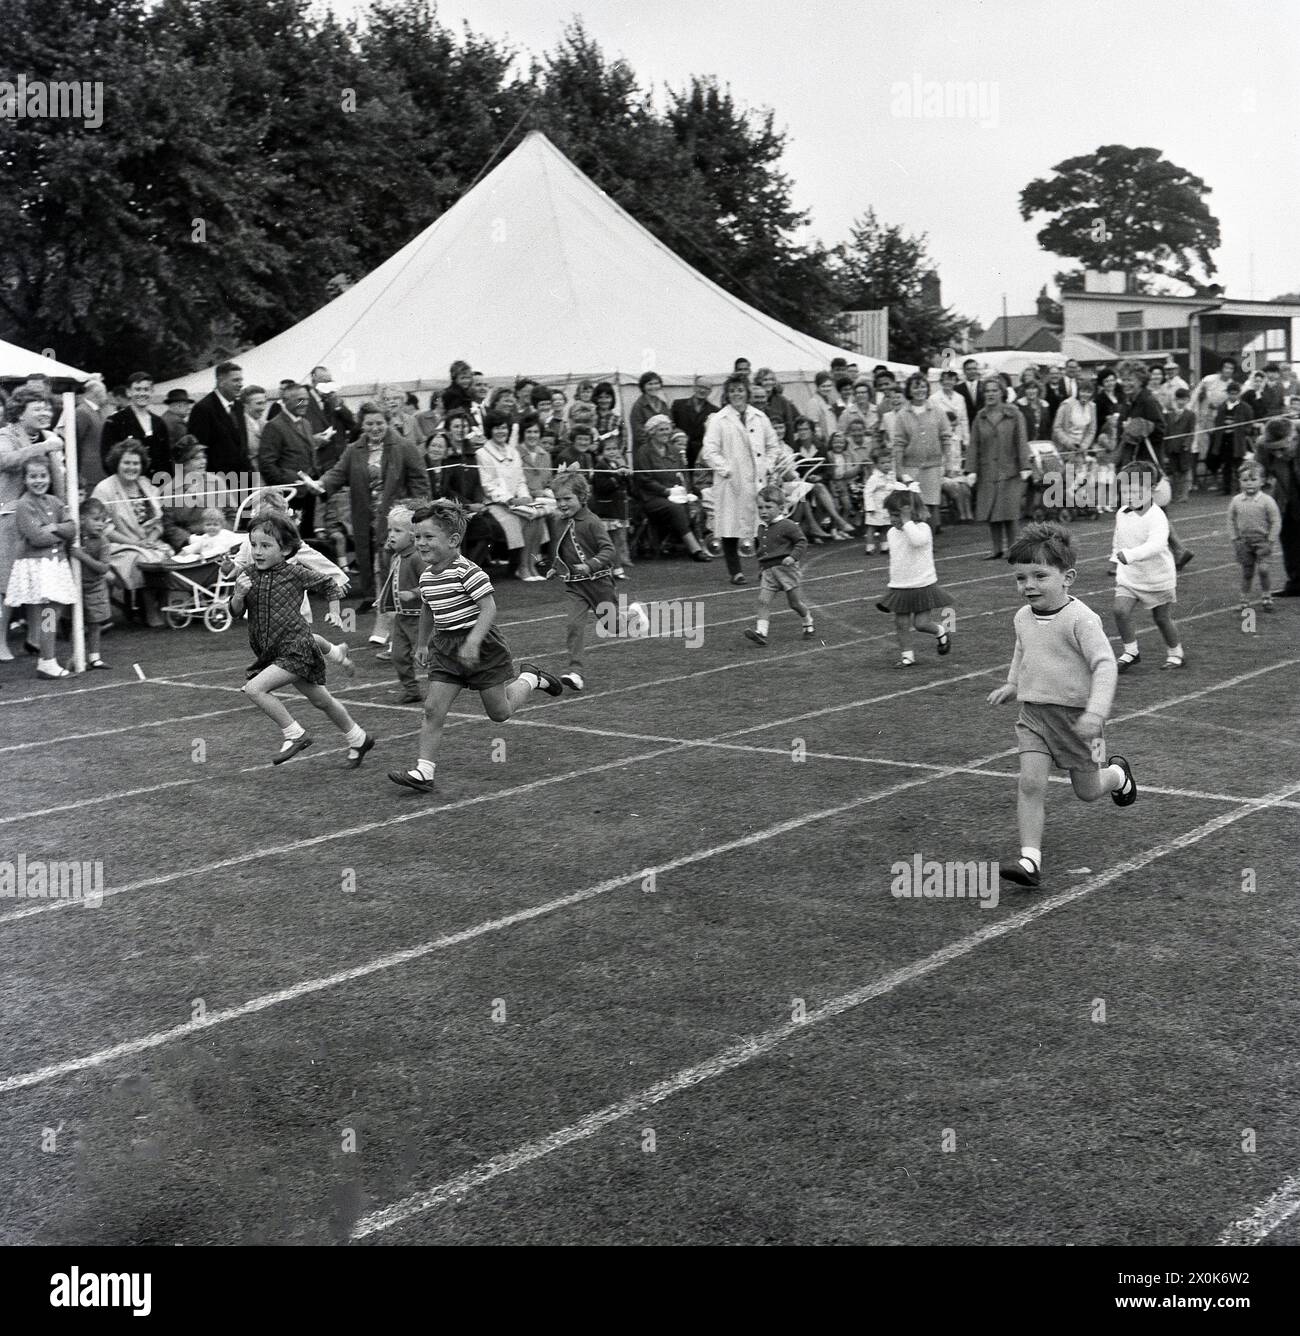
[1117,310,1144,330]
[1161,328,1181,349]
[1266,328,1286,350]
[1087,331,1118,349]
[1119,331,1140,351]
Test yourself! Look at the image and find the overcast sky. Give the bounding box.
[334,0,1300,326]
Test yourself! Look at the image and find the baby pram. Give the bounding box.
[145,486,299,633]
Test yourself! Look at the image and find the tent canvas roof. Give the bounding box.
[0,338,91,381]
[157,131,912,398]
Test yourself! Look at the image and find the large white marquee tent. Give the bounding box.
[157,131,913,409]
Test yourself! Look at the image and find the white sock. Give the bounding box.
[344,723,366,747]
[519,670,540,690]
[1106,764,1129,793]
[1123,641,1139,656]
[756,618,769,636]
[900,650,915,663]
[415,758,435,780]
[1166,643,1183,660]
[327,642,347,663]
[281,722,305,740]
[37,657,60,672]
[1020,846,1042,870]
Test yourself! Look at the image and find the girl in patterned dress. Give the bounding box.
[230,511,375,767]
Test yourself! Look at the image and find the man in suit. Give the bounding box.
[955,358,986,425]
[101,370,173,476]
[304,365,356,443]
[257,382,320,530]
[66,376,112,488]
[670,377,718,469]
[188,361,252,476]
[161,389,193,446]
[1061,359,1084,400]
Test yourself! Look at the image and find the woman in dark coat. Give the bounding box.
[971,378,1031,559]
[314,402,430,602]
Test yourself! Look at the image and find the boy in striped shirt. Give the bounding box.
[987,522,1137,887]
[389,499,562,794]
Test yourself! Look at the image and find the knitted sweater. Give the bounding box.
[1111,504,1175,593]
[551,508,616,582]
[1008,597,1117,716]
[1228,492,1281,543]
[755,515,807,567]
[886,520,937,589]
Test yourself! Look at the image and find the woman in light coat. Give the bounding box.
[891,373,953,520]
[971,378,1032,559]
[701,376,778,585]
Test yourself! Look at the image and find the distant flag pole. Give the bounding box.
[61,391,86,674]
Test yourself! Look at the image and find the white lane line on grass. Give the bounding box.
[2,657,1291,1096]
[350,772,1300,1240]
[0,704,252,754]
[0,667,1002,925]
[1216,1175,1300,1245]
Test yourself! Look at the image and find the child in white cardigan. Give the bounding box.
[1110,461,1184,671]
[875,486,955,667]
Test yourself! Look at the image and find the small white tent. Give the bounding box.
[0,338,91,381]
[156,131,912,407]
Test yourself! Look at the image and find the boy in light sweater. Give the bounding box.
[988,522,1137,888]
[1228,463,1282,612]
[1109,460,1185,671]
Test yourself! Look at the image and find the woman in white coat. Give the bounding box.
[701,376,778,585]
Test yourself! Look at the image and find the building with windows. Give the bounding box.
[1061,290,1300,378]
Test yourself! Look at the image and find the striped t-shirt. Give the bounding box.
[417,555,493,632]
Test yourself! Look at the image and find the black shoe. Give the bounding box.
[1116,650,1140,673]
[1109,754,1137,806]
[521,661,563,696]
[23,641,40,656]
[999,857,1041,887]
[346,733,376,769]
[272,734,314,765]
[743,629,768,646]
[937,631,951,656]
[1175,550,1194,571]
[691,549,713,562]
[983,551,1005,561]
[389,768,436,793]
[730,573,746,586]
[801,625,815,639]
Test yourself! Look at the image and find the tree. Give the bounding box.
[1020,145,1220,291]
[829,211,971,366]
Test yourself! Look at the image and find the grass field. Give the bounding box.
[1,492,1297,1246]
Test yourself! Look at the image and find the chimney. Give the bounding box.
[921,270,941,308]
[1036,285,1054,322]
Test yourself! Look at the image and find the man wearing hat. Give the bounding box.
[161,388,193,446]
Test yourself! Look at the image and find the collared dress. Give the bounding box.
[244,562,342,684]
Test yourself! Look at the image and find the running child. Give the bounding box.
[547,472,646,691]
[224,491,355,677]
[1110,460,1185,672]
[69,495,116,669]
[6,457,77,679]
[229,511,375,767]
[876,485,954,667]
[1228,463,1281,612]
[388,499,562,794]
[987,521,1136,887]
[744,486,814,645]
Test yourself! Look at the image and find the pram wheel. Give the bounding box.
[164,606,192,631]
[204,603,234,633]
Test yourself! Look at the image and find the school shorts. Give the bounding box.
[1015,701,1103,772]
[427,624,516,691]
[759,563,802,594]
[1114,584,1176,610]
[1233,537,1271,578]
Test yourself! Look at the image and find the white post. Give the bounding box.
[61,390,86,673]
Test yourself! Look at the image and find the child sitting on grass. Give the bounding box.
[988,521,1136,888]
[744,486,814,646]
